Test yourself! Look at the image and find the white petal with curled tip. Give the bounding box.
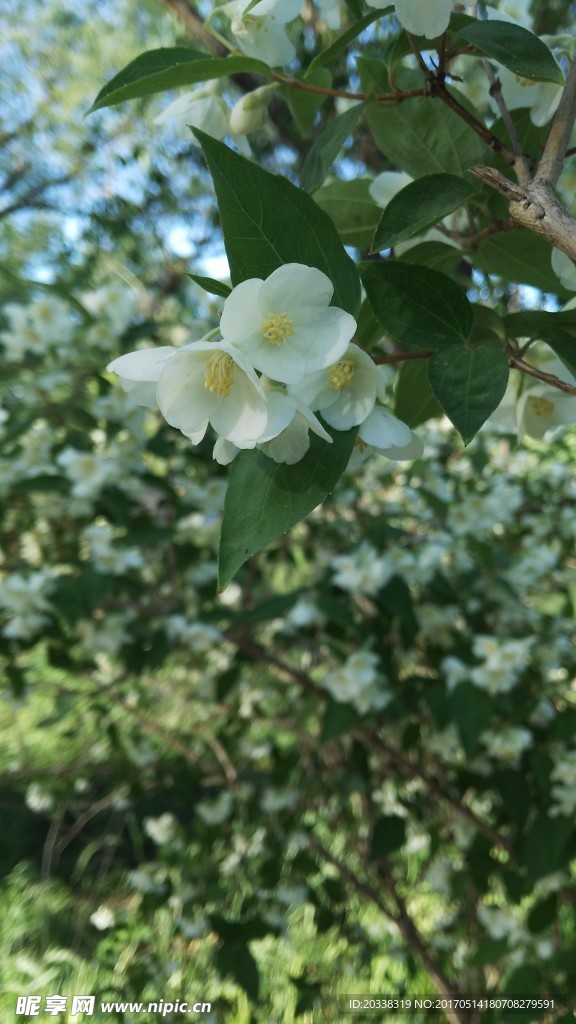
[107,346,179,406]
[358,407,412,449]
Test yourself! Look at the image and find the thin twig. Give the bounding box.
[507,347,576,395]
[481,60,531,183]
[538,51,576,183]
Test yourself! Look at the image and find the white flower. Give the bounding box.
[491,65,563,127]
[481,726,532,766]
[516,384,576,438]
[154,84,230,139]
[157,341,269,447]
[0,572,54,638]
[355,406,423,461]
[332,541,394,595]
[322,650,391,713]
[223,0,302,66]
[56,447,120,498]
[107,346,179,406]
[294,344,387,430]
[144,813,178,845]
[220,264,356,385]
[214,386,332,464]
[369,171,413,208]
[366,0,475,38]
[196,791,234,825]
[90,905,116,930]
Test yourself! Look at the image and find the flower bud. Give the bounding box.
[229,85,277,135]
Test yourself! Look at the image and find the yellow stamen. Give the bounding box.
[262,312,294,346]
[329,358,355,390]
[204,352,236,396]
[529,396,554,417]
[355,438,368,453]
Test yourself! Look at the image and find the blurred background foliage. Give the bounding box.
[1,1,576,1022]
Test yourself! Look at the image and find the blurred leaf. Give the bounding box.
[187,273,231,298]
[301,103,365,193]
[283,68,332,136]
[370,815,406,859]
[449,684,495,757]
[321,700,360,742]
[215,942,260,1000]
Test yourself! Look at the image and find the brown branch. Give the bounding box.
[469,165,576,262]
[159,0,228,54]
[481,61,531,183]
[507,346,576,395]
[538,51,576,183]
[373,349,434,364]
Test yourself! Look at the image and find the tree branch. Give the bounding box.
[538,51,576,183]
[159,0,228,54]
[469,165,576,262]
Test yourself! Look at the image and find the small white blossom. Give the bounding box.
[90,905,116,930]
[220,264,356,385]
[224,0,302,66]
[155,84,230,140]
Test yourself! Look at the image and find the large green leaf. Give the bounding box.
[359,58,490,178]
[537,329,576,379]
[458,21,564,85]
[313,178,379,249]
[89,48,271,112]
[504,308,576,338]
[360,261,473,349]
[372,173,478,251]
[195,131,361,316]
[218,426,357,587]
[301,102,365,193]
[427,341,509,444]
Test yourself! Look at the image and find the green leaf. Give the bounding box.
[89,48,272,112]
[459,20,564,85]
[187,273,231,298]
[359,58,490,177]
[449,683,495,757]
[523,812,574,882]
[504,308,576,338]
[527,894,558,934]
[537,329,576,380]
[309,10,387,71]
[372,174,478,251]
[283,68,332,136]
[361,261,473,350]
[321,700,360,743]
[313,178,379,249]
[370,815,406,859]
[195,131,361,316]
[218,426,357,587]
[401,241,464,276]
[301,102,365,193]
[215,943,260,1001]
[427,341,509,444]
[394,359,443,428]
[476,230,571,295]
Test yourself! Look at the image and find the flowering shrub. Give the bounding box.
[2,0,576,1019]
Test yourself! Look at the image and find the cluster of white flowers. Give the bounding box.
[549,749,576,817]
[107,264,420,466]
[321,650,391,713]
